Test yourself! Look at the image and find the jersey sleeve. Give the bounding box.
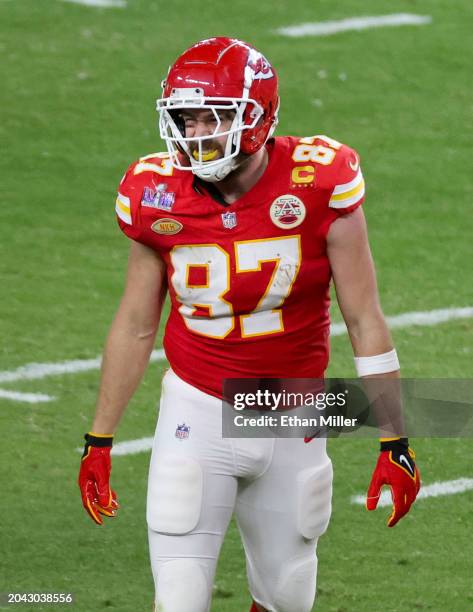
[328,145,365,216]
[114,161,143,242]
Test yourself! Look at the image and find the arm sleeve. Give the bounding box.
[328,145,365,216]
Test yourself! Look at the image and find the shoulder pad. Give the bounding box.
[327,142,364,213]
[290,135,365,213]
[306,136,364,213]
[115,152,178,229]
[131,152,175,179]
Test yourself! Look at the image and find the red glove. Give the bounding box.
[366,438,420,527]
[78,433,119,525]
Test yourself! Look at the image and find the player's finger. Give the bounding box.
[97,487,112,509]
[96,489,119,517]
[95,474,112,508]
[387,485,410,527]
[366,469,383,511]
[96,489,117,514]
[110,489,119,509]
[82,481,103,525]
[403,468,420,509]
[96,504,117,518]
[406,480,419,508]
[109,489,120,510]
[86,499,104,524]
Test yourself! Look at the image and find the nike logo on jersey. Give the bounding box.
[349,156,359,172]
[399,453,415,476]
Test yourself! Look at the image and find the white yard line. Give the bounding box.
[61,0,127,8]
[276,14,432,38]
[112,437,154,456]
[331,306,473,336]
[1,306,472,403]
[0,349,165,384]
[386,306,473,329]
[351,477,473,507]
[0,357,102,384]
[75,436,154,456]
[1,307,471,383]
[0,389,56,403]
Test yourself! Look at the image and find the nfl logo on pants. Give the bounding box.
[175,423,190,440]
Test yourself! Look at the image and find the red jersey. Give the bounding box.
[115,135,365,398]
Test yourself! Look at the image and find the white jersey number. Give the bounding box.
[292,135,342,166]
[170,236,301,339]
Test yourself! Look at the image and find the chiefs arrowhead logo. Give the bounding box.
[247,49,274,80]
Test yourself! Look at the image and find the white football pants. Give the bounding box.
[147,369,333,612]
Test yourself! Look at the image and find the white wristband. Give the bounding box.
[354,349,400,377]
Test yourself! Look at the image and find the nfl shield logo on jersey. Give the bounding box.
[221,211,237,229]
[175,423,191,440]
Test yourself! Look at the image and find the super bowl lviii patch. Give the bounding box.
[141,185,175,211]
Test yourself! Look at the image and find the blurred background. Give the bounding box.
[0,0,472,610]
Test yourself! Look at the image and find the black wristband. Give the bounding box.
[84,432,114,448]
[380,437,409,452]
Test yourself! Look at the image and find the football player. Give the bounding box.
[78,38,421,612]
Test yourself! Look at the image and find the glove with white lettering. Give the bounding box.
[366,437,420,527]
[78,433,119,525]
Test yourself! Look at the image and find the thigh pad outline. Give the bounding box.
[296,460,333,539]
[155,559,210,612]
[274,555,317,612]
[147,453,203,534]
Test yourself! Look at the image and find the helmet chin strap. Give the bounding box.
[190,156,240,182]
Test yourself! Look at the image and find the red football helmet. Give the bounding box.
[156,37,279,181]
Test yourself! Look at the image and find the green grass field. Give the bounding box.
[1,0,472,610]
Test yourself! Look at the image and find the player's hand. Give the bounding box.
[366,438,420,527]
[78,432,119,525]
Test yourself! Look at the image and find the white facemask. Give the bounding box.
[156,90,263,182]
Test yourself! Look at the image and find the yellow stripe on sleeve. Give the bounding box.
[115,192,132,225]
[330,178,365,202]
[116,197,130,215]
